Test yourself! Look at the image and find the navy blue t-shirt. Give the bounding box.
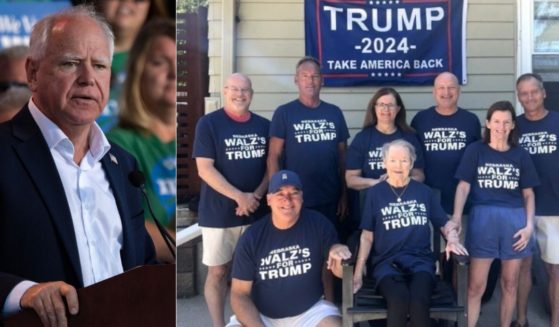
[360,180,447,285]
[455,141,539,208]
[193,109,270,227]
[232,209,338,318]
[270,99,350,207]
[411,107,481,213]
[346,126,424,179]
[517,111,559,215]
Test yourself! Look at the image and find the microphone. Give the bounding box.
[128,170,176,260]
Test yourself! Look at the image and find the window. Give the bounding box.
[519,0,559,111]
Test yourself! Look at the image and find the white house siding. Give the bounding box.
[207,0,517,137]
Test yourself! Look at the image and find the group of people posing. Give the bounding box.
[194,56,558,327]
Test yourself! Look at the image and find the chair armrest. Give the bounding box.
[342,256,356,267]
[449,253,469,307]
[342,255,356,312]
[451,253,469,266]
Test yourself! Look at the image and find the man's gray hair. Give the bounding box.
[296,56,321,71]
[516,73,545,90]
[381,139,417,164]
[28,5,114,61]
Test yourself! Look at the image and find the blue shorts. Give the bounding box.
[466,205,533,260]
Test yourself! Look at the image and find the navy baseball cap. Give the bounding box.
[268,170,303,194]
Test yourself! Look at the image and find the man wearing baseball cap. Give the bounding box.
[226,170,351,327]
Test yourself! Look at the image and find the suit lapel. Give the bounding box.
[11,108,84,286]
[101,153,137,270]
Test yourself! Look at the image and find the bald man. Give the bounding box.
[193,73,270,327]
[411,72,481,216]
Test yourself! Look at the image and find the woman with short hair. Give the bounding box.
[352,139,467,327]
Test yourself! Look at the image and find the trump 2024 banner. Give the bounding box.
[305,0,467,86]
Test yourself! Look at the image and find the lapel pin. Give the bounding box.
[109,153,118,165]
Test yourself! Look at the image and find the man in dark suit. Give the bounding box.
[0,5,156,327]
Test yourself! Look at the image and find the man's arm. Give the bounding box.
[267,137,284,180]
[196,157,260,216]
[345,169,386,191]
[513,188,535,251]
[230,278,265,327]
[337,141,348,217]
[253,169,269,201]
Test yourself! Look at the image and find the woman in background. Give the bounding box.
[108,18,176,263]
[92,0,168,131]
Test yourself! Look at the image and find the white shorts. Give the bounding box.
[226,299,341,327]
[201,225,249,266]
[535,216,559,264]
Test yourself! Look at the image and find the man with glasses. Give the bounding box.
[227,170,349,327]
[193,73,270,327]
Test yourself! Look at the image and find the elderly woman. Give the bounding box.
[452,101,538,327]
[346,88,425,191]
[349,139,467,327]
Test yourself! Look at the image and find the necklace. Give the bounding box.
[388,180,410,202]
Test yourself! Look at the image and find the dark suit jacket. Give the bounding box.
[0,107,156,311]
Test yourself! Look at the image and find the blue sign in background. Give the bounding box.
[305,0,467,86]
[0,1,71,49]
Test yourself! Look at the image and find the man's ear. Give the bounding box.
[25,58,39,91]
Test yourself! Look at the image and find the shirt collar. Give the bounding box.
[28,98,111,161]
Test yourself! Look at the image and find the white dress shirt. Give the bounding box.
[3,100,124,315]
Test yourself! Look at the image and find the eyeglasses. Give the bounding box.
[0,81,28,93]
[375,102,398,110]
[225,86,252,95]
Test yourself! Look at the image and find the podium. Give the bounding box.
[5,264,175,327]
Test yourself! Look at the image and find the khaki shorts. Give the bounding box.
[226,299,341,327]
[535,216,559,264]
[201,225,249,266]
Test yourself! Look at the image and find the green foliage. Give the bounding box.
[177,0,209,13]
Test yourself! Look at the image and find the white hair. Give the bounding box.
[28,5,114,62]
[381,139,417,164]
